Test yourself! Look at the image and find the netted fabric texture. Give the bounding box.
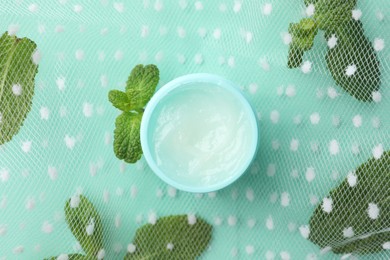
[0,0,389,259]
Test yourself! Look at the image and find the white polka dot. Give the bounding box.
[194,53,203,65]
[25,197,35,210]
[326,34,338,50]
[208,192,217,198]
[74,4,83,13]
[270,192,278,203]
[86,218,95,235]
[244,31,253,43]
[332,115,341,128]
[154,0,163,11]
[281,192,290,207]
[167,186,177,198]
[213,28,221,40]
[141,25,149,38]
[178,0,187,9]
[373,38,385,52]
[0,225,7,236]
[214,216,222,226]
[291,169,299,178]
[114,50,124,61]
[343,227,354,238]
[56,76,66,91]
[246,188,254,202]
[383,242,390,250]
[280,251,291,260]
[47,166,58,181]
[282,32,292,45]
[316,88,325,99]
[97,249,105,260]
[177,54,186,64]
[177,26,186,38]
[277,86,284,96]
[227,56,235,67]
[309,194,319,205]
[165,242,174,251]
[248,83,258,94]
[352,9,362,20]
[327,87,338,99]
[371,91,382,103]
[347,171,357,187]
[194,1,203,10]
[272,140,280,150]
[351,143,360,155]
[219,3,227,12]
[352,115,362,128]
[270,110,280,124]
[231,247,238,257]
[299,225,310,239]
[306,167,316,183]
[113,2,125,12]
[266,215,274,230]
[345,64,357,76]
[21,141,32,153]
[259,57,270,71]
[367,203,380,220]
[306,4,315,16]
[148,212,157,225]
[127,243,136,253]
[8,24,19,36]
[287,222,296,232]
[262,3,272,15]
[372,144,384,159]
[55,25,65,33]
[98,51,106,61]
[310,113,320,125]
[56,254,69,260]
[197,27,207,38]
[42,221,53,234]
[131,185,138,198]
[246,245,255,255]
[13,245,24,254]
[285,85,296,97]
[293,115,302,125]
[187,214,196,225]
[83,102,93,117]
[155,51,164,62]
[75,49,84,60]
[288,138,300,153]
[228,215,237,226]
[267,164,276,177]
[247,218,256,228]
[233,1,241,12]
[64,135,76,150]
[301,61,312,74]
[28,3,38,12]
[32,49,42,65]
[266,250,275,260]
[116,187,124,196]
[376,11,384,21]
[39,107,50,120]
[329,140,340,155]
[372,116,381,129]
[322,197,333,213]
[12,84,22,96]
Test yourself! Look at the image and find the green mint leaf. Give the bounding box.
[113,112,143,163]
[314,0,357,31]
[45,254,92,260]
[287,19,318,68]
[124,215,212,260]
[108,90,131,112]
[308,151,390,254]
[326,20,380,102]
[125,64,159,109]
[0,32,39,145]
[65,195,103,257]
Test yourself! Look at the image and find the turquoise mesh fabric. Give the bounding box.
[0,0,389,259]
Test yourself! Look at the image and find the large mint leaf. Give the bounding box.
[326,20,380,102]
[113,112,143,163]
[124,215,212,259]
[309,151,390,254]
[0,32,39,145]
[65,195,103,257]
[125,64,159,109]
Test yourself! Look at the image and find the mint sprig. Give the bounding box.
[124,215,213,259]
[308,151,390,254]
[0,32,39,145]
[287,0,381,102]
[108,64,159,164]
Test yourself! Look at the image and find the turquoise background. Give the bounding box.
[0,0,389,259]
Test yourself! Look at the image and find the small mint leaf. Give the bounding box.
[65,195,103,257]
[309,151,390,254]
[108,90,131,112]
[313,0,357,31]
[125,64,159,109]
[124,215,212,260]
[0,32,39,145]
[113,112,143,163]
